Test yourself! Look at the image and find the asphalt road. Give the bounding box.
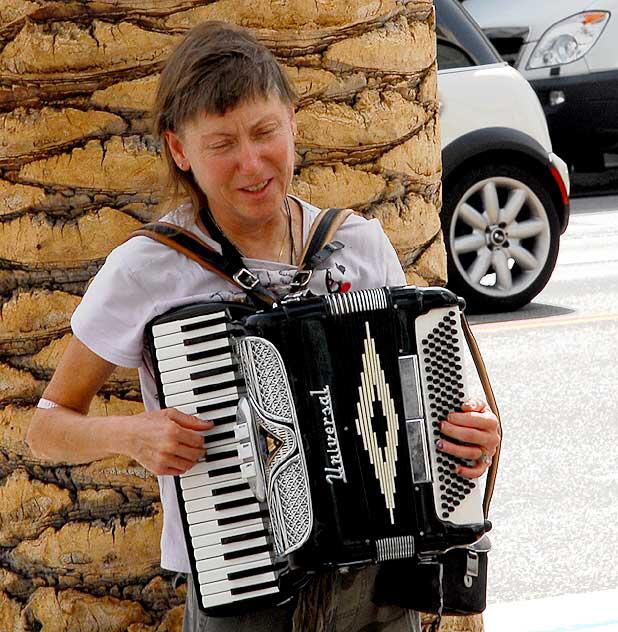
[467,195,618,605]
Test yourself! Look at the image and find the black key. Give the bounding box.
[181,316,227,333]
[224,544,271,561]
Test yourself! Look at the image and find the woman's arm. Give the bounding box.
[27,337,212,475]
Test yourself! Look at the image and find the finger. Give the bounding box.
[440,420,489,448]
[457,460,490,480]
[159,453,197,474]
[446,410,498,431]
[460,398,486,412]
[166,408,214,430]
[174,426,208,450]
[437,437,484,461]
[173,443,206,463]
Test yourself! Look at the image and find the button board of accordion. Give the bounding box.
[416,308,484,526]
[151,310,228,338]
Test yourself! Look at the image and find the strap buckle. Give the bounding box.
[290,269,313,291]
[233,268,260,290]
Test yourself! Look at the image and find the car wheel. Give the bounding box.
[442,163,560,313]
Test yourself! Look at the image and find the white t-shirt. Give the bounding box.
[71,196,406,572]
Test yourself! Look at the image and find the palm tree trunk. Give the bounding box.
[0,2,478,630]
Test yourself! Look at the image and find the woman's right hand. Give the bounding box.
[127,408,213,476]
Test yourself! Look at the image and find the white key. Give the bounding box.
[160,357,235,386]
[176,394,238,416]
[156,336,230,361]
[153,321,228,349]
[197,556,276,585]
[194,534,269,562]
[203,425,239,449]
[196,547,273,573]
[195,405,238,424]
[162,369,236,396]
[158,350,232,373]
[198,570,277,595]
[152,311,226,337]
[191,522,263,550]
[200,585,279,608]
[189,515,263,538]
[186,499,260,525]
[165,385,240,408]
[182,477,249,501]
[184,487,254,512]
[180,466,242,490]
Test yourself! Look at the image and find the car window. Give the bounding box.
[435,0,501,69]
[437,38,475,69]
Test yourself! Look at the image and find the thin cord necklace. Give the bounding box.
[277,198,290,263]
[285,196,297,265]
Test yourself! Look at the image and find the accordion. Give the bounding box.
[146,286,490,616]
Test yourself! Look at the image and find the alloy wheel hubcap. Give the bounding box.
[450,176,551,297]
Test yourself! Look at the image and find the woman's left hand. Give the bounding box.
[437,398,500,479]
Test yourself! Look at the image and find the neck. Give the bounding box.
[202,198,299,263]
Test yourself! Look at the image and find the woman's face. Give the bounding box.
[165,94,297,233]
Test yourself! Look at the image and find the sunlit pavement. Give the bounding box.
[484,589,618,632]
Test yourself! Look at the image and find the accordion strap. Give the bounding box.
[128,205,353,303]
[129,222,278,309]
[461,315,502,519]
[291,207,355,290]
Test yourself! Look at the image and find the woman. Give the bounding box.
[27,21,500,632]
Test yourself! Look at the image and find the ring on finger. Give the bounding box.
[478,454,492,465]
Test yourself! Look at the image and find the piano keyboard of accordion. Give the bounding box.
[147,302,310,616]
[147,287,490,616]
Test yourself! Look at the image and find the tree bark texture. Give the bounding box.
[0,1,479,630]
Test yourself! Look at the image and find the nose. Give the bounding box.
[237,138,262,175]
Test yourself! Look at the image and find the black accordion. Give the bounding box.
[146,286,490,616]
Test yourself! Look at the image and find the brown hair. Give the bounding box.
[152,21,298,213]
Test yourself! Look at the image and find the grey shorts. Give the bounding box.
[182,567,421,632]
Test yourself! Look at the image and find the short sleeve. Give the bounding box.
[71,248,156,368]
[366,218,407,287]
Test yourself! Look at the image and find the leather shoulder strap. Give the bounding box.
[128,222,277,308]
[290,208,354,291]
[461,314,502,518]
[297,207,355,270]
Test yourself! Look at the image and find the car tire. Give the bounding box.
[441,162,560,313]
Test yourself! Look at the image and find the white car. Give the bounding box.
[436,0,571,312]
[463,0,618,172]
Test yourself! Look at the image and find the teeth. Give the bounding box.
[243,180,268,192]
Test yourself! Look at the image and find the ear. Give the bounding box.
[287,104,297,136]
[163,130,191,171]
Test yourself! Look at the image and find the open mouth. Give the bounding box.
[240,179,271,193]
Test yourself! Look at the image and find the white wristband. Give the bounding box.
[37,398,61,409]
